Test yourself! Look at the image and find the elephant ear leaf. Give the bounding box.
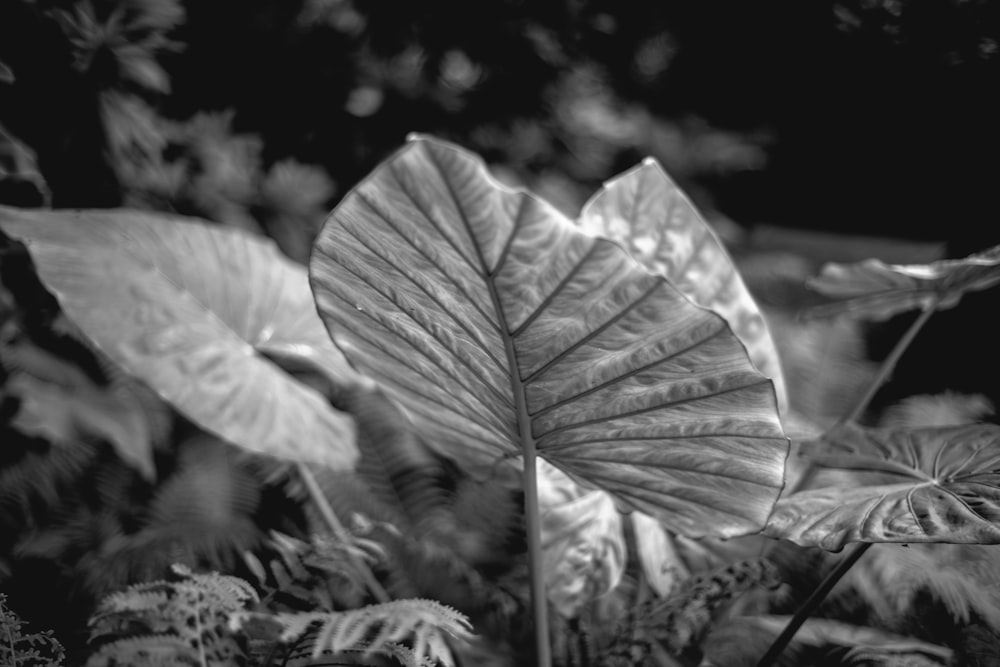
[806,244,1000,321]
[765,423,1000,550]
[309,135,787,538]
[578,160,787,413]
[0,206,359,470]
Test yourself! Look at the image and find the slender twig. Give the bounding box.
[296,462,390,604]
[755,542,872,667]
[840,298,940,425]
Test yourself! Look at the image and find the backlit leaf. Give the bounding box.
[765,423,1000,550]
[806,244,1000,320]
[310,135,787,537]
[0,206,359,470]
[579,160,787,413]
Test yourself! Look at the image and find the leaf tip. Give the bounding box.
[405,132,432,144]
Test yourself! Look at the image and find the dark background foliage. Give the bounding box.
[5,0,998,411]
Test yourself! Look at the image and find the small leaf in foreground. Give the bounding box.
[805,244,1000,320]
[310,135,787,538]
[765,423,1000,550]
[0,206,360,470]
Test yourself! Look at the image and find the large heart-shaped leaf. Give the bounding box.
[765,423,1000,550]
[309,135,787,537]
[0,206,359,469]
[806,244,1000,320]
[578,161,787,413]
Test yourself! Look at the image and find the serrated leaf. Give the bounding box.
[806,244,1000,320]
[764,423,1000,550]
[0,206,360,470]
[579,160,787,413]
[310,135,787,538]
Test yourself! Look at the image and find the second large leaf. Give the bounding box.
[0,206,359,470]
[310,136,788,537]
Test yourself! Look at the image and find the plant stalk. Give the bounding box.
[296,462,391,604]
[755,542,872,667]
[840,298,940,425]
[522,448,553,667]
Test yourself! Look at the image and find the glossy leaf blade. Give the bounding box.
[807,244,1000,320]
[310,136,787,537]
[579,160,787,412]
[765,423,1000,549]
[0,206,359,469]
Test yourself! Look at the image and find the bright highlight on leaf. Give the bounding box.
[579,160,787,413]
[806,244,1000,320]
[310,135,787,538]
[765,423,1000,550]
[0,206,360,470]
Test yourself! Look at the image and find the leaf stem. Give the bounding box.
[296,462,391,604]
[522,448,553,667]
[755,542,872,667]
[840,298,940,425]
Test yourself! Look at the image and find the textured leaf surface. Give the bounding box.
[807,244,1000,320]
[579,161,787,413]
[310,136,787,537]
[765,423,1000,550]
[0,206,359,469]
[537,459,625,617]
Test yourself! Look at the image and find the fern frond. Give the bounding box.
[879,391,994,429]
[847,542,1000,630]
[235,599,472,667]
[85,634,199,667]
[603,557,781,660]
[340,385,453,539]
[134,436,263,571]
[87,566,257,667]
[0,438,99,525]
[0,594,65,666]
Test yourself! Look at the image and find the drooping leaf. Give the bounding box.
[578,160,787,413]
[310,135,787,537]
[0,206,360,469]
[765,423,1000,550]
[805,244,1000,320]
[537,459,625,618]
[631,511,689,598]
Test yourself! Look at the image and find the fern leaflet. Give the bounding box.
[233,598,471,667]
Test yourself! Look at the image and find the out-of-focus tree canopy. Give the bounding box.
[3,0,999,250]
